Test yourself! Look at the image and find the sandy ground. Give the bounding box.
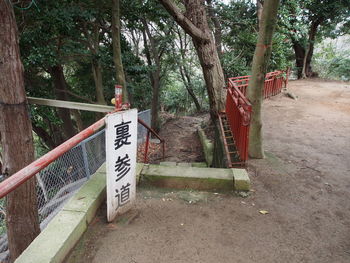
[67,79,350,263]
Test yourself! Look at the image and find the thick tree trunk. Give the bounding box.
[91,59,107,105]
[292,41,305,79]
[159,0,225,120]
[246,0,280,159]
[0,2,40,261]
[184,0,225,119]
[302,21,320,78]
[49,65,76,139]
[111,0,128,102]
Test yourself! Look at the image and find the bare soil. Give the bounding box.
[67,79,350,263]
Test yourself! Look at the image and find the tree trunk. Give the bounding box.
[0,2,40,261]
[32,124,57,149]
[206,0,223,57]
[111,0,128,103]
[91,59,107,105]
[71,109,84,132]
[246,0,280,159]
[159,0,225,120]
[292,40,305,79]
[49,65,76,139]
[142,19,161,131]
[176,29,201,112]
[302,20,320,78]
[179,65,202,111]
[257,0,263,29]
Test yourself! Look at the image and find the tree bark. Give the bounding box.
[49,65,76,139]
[111,0,128,102]
[0,2,40,261]
[159,0,225,120]
[246,0,280,159]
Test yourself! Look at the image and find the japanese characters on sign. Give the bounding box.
[106,109,137,222]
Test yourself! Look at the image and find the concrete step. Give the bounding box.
[140,164,250,191]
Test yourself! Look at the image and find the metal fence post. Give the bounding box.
[81,142,90,179]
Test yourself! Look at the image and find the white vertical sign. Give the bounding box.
[106,109,137,222]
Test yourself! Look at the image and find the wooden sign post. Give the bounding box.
[105,109,138,222]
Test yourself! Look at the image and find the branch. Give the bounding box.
[158,0,210,43]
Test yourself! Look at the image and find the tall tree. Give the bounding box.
[176,29,202,112]
[141,18,163,131]
[281,0,350,78]
[111,0,128,102]
[158,0,225,119]
[247,0,280,158]
[0,1,40,261]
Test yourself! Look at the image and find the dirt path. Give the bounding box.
[67,79,350,263]
[158,114,207,163]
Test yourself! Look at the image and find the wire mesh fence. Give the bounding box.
[0,109,151,261]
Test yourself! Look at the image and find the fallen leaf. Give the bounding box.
[259,210,269,215]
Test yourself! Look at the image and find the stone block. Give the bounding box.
[231,168,250,191]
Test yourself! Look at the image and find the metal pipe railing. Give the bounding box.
[227,68,290,99]
[137,118,165,163]
[0,118,106,198]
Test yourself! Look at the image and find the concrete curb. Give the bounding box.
[197,127,213,167]
[15,166,107,263]
[141,165,234,191]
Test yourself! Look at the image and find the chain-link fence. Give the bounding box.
[0,109,151,261]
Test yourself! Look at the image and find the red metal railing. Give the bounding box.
[224,68,290,166]
[228,68,290,99]
[137,118,165,163]
[224,85,252,165]
[0,115,165,198]
[0,118,106,198]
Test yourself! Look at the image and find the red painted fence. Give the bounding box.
[225,85,252,164]
[224,68,290,166]
[227,69,290,99]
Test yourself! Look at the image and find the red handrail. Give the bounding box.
[225,85,252,164]
[224,68,290,166]
[137,118,165,163]
[227,68,290,99]
[0,117,106,198]
[0,114,166,198]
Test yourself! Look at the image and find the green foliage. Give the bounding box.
[313,37,350,81]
